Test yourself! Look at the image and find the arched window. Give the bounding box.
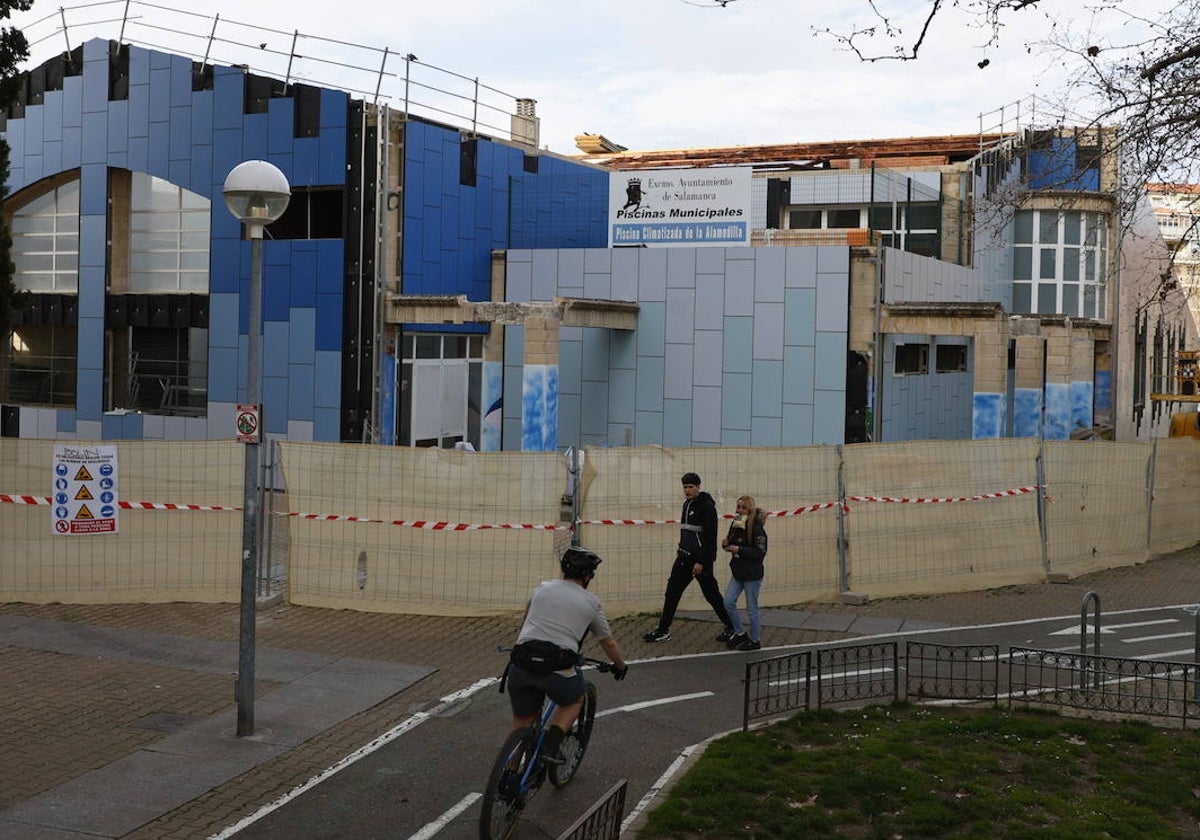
[128,173,210,292]
[11,178,80,292]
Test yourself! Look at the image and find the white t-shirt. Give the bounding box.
[515,578,613,653]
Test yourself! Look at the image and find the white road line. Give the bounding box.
[1106,619,1179,630]
[1123,632,1193,643]
[768,666,893,687]
[206,678,498,839]
[405,793,481,840]
[1134,648,1198,661]
[596,691,714,718]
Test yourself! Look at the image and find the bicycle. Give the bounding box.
[479,652,615,840]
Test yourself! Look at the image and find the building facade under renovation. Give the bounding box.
[1,22,1195,450]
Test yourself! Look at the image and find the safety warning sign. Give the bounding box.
[52,445,119,535]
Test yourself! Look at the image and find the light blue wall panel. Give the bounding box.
[784,288,816,345]
[783,345,815,404]
[610,248,639,300]
[635,410,664,445]
[665,288,696,344]
[208,347,239,402]
[62,76,83,127]
[559,336,583,394]
[693,386,722,444]
[609,369,635,424]
[637,248,668,302]
[106,100,128,154]
[287,364,315,421]
[263,321,289,378]
[720,316,753,375]
[693,330,722,387]
[752,302,784,361]
[813,333,846,392]
[60,126,81,170]
[610,331,635,370]
[315,351,341,409]
[76,363,102,421]
[635,355,665,413]
[721,371,752,430]
[751,416,782,446]
[695,274,725,329]
[752,359,784,418]
[315,407,340,441]
[635,301,666,358]
[262,377,289,434]
[148,66,170,123]
[754,246,786,301]
[81,112,106,165]
[42,90,63,141]
[785,247,817,287]
[663,399,693,447]
[722,259,754,315]
[581,329,611,381]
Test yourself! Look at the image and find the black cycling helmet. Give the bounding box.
[560,546,603,580]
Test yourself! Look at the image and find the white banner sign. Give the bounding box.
[608,167,751,247]
[52,445,119,535]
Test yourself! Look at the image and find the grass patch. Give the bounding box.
[635,703,1200,839]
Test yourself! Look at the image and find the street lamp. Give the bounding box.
[223,160,290,736]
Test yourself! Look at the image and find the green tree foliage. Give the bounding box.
[0,0,31,340]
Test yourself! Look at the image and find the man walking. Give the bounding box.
[643,472,734,643]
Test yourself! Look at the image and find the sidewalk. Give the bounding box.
[3,545,1200,839]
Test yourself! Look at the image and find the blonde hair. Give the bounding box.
[736,494,759,532]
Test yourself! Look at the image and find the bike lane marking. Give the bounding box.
[404,793,481,840]
[596,691,714,717]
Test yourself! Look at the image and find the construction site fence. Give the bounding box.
[1,437,1198,614]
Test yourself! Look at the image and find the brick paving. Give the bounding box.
[2,543,1199,838]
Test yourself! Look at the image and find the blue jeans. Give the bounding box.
[723,577,762,642]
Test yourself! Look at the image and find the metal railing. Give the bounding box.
[0,353,77,406]
[556,779,626,840]
[17,0,528,143]
[906,642,1000,702]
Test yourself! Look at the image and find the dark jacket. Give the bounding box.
[725,508,768,582]
[678,490,719,566]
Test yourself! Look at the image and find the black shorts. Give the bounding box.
[507,664,585,717]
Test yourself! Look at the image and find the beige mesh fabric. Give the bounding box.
[280,442,568,615]
[1150,439,1200,555]
[843,439,1045,598]
[0,439,242,603]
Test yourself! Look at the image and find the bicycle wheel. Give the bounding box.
[550,680,597,787]
[480,728,533,840]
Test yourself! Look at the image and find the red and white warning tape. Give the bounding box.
[3,483,1044,530]
[848,485,1040,504]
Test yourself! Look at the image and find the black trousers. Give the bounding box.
[657,555,732,630]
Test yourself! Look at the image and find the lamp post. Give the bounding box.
[223,160,290,736]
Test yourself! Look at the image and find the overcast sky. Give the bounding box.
[8,0,1174,157]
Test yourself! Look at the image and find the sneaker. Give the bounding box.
[539,749,565,766]
[726,632,748,649]
[738,639,762,651]
[643,627,671,643]
[715,626,735,643]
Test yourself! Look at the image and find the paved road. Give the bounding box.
[221,603,1200,840]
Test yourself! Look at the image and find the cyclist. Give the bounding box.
[505,546,628,765]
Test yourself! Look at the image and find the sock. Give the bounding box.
[542,724,565,759]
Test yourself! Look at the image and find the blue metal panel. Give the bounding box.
[80,111,106,165]
[291,248,317,308]
[315,350,341,408]
[43,141,62,175]
[320,89,347,129]
[102,413,124,439]
[635,301,666,358]
[148,67,170,123]
[76,367,102,421]
[784,288,817,345]
[318,125,345,183]
[122,412,145,439]
[288,306,316,362]
[581,329,610,381]
[316,241,343,294]
[241,114,269,162]
[209,239,241,295]
[81,50,108,114]
[170,54,192,107]
[578,378,607,439]
[147,121,169,176]
[78,210,107,266]
[693,333,722,387]
[208,346,239,401]
[609,368,635,425]
[77,315,103,370]
[212,128,243,190]
[1044,382,1070,439]
[42,90,63,141]
[721,371,752,430]
[56,409,76,433]
[263,264,291,321]
[169,106,191,160]
[189,144,212,196]
[190,90,213,147]
[127,136,148,172]
[635,354,665,413]
[208,293,239,349]
[314,406,340,441]
[315,292,342,351]
[128,45,150,86]
[722,316,753,373]
[62,75,83,127]
[268,98,294,155]
[693,386,721,443]
[262,376,289,433]
[105,100,128,155]
[212,68,245,131]
[263,321,289,377]
[168,159,189,188]
[664,343,694,400]
[292,138,318,186]
[128,83,150,138]
[287,363,315,421]
[560,336,582,393]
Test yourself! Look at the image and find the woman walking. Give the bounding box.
[721,495,768,651]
